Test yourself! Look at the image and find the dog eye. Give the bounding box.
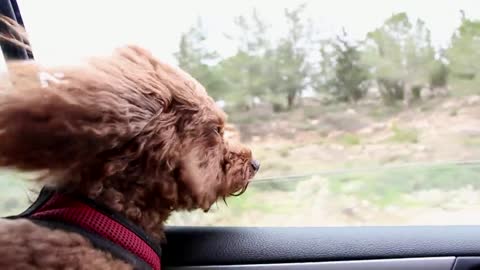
[213,126,223,136]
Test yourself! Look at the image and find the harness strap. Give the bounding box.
[32,219,153,270]
[6,187,161,270]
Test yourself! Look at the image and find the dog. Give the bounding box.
[0,19,259,270]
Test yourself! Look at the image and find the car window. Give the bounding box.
[2,0,480,226]
[0,49,38,214]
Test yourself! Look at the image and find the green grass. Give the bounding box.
[328,163,480,207]
[449,79,480,97]
[228,111,273,125]
[387,125,419,144]
[2,162,472,224]
[224,187,276,212]
[463,136,480,147]
[218,162,480,216]
[368,104,402,120]
[168,162,480,226]
[338,133,361,146]
[260,162,293,175]
[277,145,294,158]
[278,149,290,157]
[224,185,298,213]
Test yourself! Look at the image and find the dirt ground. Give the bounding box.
[3,95,480,227]
[169,95,480,226]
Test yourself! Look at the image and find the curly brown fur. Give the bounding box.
[0,219,132,270]
[0,19,257,269]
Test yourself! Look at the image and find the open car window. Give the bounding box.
[2,0,480,229]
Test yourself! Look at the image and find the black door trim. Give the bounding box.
[0,0,32,60]
[162,226,480,266]
[166,257,455,270]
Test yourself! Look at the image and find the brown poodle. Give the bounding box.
[0,19,258,269]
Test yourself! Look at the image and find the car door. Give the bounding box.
[163,226,480,269]
[2,1,480,269]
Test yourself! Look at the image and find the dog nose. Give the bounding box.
[251,160,260,172]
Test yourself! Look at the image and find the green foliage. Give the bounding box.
[377,78,404,105]
[218,9,277,107]
[175,19,227,101]
[462,136,480,147]
[267,4,311,109]
[311,43,336,95]
[315,31,369,103]
[363,13,437,104]
[174,9,480,110]
[430,60,449,88]
[329,163,480,207]
[388,124,419,143]
[446,16,480,93]
[338,133,361,146]
[219,51,270,106]
[178,5,313,110]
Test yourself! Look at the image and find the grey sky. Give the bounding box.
[16,0,480,66]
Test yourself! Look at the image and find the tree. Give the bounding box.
[445,13,480,93]
[175,19,226,100]
[219,52,269,107]
[310,41,336,99]
[331,31,370,103]
[229,9,270,55]
[219,5,314,110]
[312,30,369,103]
[266,4,312,109]
[429,59,448,89]
[219,9,272,108]
[363,13,437,104]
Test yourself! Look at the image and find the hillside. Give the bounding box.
[2,95,480,226]
[170,95,480,226]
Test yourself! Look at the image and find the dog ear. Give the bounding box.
[0,60,146,173]
[0,16,173,176]
[0,16,135,173]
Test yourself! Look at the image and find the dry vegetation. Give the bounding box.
[2,95,480,226]
[169,95,480,226]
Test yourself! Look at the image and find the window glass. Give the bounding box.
[3,0,480,226]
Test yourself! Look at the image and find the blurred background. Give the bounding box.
[2,0,480,227]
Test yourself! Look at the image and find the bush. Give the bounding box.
[430,61,449,88]
[338,133,361,146]
[388,124,419,144]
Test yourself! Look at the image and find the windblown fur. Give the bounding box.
[0,17,257,269]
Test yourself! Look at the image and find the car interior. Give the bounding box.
[2,0,480,269]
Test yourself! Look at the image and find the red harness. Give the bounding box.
[7,187,161,270]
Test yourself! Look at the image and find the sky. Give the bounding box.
[12,0,480,66]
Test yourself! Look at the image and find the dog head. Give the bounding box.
[0,45,259,214]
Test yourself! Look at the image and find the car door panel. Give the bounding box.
[166,257,454,270]
[163,227,480,269]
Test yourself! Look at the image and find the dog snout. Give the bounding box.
[250,160,260,172]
